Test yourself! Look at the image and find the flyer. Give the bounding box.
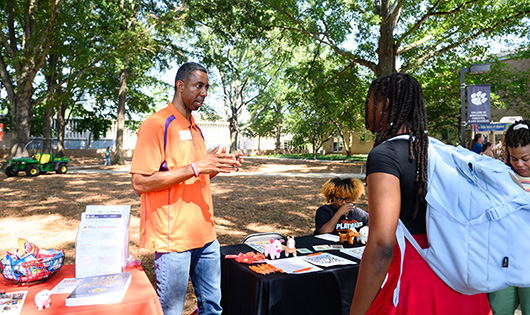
[0,291,27,315]
[75,205,130,278]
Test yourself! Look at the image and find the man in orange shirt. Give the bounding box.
[131,62,241,315]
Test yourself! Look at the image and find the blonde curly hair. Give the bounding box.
[321,177,365,203]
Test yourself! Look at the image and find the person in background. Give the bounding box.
[314,177,367,235]
[495,140,505,160]
[481,141,495,158]
[349,73,491,314]
[488,119,530,314]
[470,133,485,154]
[130,62,242,315]
[104,146,111,166]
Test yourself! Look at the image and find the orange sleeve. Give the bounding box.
[130,115,166,175]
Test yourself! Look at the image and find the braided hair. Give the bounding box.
[503,119,530,170]
[364,73,429,218]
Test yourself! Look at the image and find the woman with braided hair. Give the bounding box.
[488,119,530,315]
[349,73,491,314]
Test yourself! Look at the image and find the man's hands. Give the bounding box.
[194,146,243,175]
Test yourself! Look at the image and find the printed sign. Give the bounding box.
[467,84,491,124]
[475,123,509,132]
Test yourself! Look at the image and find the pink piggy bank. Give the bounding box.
[35,289,51,310]
[264,238,283,260]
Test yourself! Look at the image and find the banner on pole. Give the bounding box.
[467,84,491,124]
[0,123,3,141]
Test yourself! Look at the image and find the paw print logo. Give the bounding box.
[471,91,488,106]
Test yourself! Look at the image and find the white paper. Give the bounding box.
[75,205,131,278]
[85,205,131,269]
[340,246,365,260]
[314,233,340,242]
[266,257,323,274]
[50,278,82,294]
[0,291,27,315]
[245,241,270,253]
[301,252,357,267]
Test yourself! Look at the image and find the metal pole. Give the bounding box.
[460,67,469,147]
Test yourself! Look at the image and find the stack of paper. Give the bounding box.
[75,205,131,278]
[340,246,366,260]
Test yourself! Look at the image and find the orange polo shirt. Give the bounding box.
[130,103,216,252]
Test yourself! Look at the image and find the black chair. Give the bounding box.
[241,232,287,244]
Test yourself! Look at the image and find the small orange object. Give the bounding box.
[339,228,359,245]
[248,263,280,275]
[225,252,266,264]
[294,267,311,273]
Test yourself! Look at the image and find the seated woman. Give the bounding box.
[314,177,367,235]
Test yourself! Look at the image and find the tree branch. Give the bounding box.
[396,0,442,50]
[32,6,184,106]
[401,9,530,71]
[263,1,376,72]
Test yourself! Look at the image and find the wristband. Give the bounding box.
[190,162,199,177]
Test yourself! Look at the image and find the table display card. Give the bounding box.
[51,278,83,294]
[296,248,313,254]
[314,233,340,242]
[75,205,131,278]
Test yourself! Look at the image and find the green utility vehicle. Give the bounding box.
[4,153,70,177]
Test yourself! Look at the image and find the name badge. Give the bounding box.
[179,130,192,141]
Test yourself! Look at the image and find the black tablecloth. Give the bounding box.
[220,235,362,315]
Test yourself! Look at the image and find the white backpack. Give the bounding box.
[392,137,530,305]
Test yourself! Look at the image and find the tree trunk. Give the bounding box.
[343,129,352,157]
[375,1,398,77]
[44,52,59,153]
[274,117,281,152]
[55,104,66,157]
[113,56,128,165]
[43,104,55,152]
[11,91,33,157]
[229,129,238,153]
[86,125,92,150]
[229,116,239,153]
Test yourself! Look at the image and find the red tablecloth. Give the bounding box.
[0,264,163,315]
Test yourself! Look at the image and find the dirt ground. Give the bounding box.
[0,156,367,314]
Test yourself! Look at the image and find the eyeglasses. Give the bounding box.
[334,197,351,202]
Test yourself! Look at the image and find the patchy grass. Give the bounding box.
[0,156,367,314]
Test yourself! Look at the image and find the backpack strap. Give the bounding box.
[393,220,425,306]
[378,134,425,305]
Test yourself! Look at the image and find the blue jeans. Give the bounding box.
[154,240,222,315]
[104,156,110,165]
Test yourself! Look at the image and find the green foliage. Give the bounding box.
[73,110,112,142]
[266,152,367,161]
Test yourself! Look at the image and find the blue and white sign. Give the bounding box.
[467,84,491,124]
[475,123,509,132]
